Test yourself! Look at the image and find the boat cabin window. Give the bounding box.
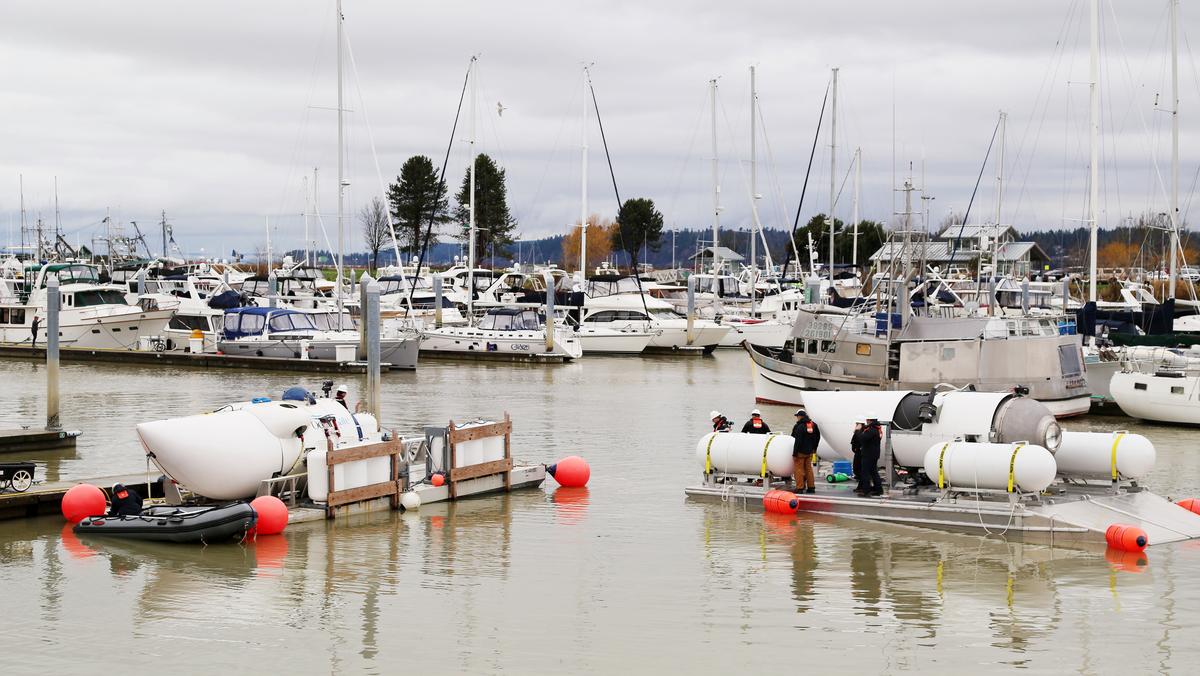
[72,289,129,307]
[478,311,539,331]
[43,265,99,287]
[1057,345,1082,377]
[227,313,265,335]
[169,315,212,332]
[941,347,956,360]
[310,313,356,331]
[269,313,317,332]
[1171,386,1185,395]
[1134,382,1147,391]
[820,340,834,353]
[0,308,26,325]
[587,310,648,323]
[856,343,871,356]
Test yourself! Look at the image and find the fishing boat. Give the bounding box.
[74,503,256,544]
[686,389,1200,547]
[137,390,384,500]
[217,306,419,367]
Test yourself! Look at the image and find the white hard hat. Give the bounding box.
[709,410,721,419]
[751,409,761,416]
[337,384,348,393]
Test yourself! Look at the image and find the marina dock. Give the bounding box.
[0,471,162,521]
[0,345,398,373]
[0,428,80,454]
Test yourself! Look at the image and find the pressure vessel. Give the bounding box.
[307,448,328,502]
[696,433,795,477]
[922,441,1056,493]
[1054,431,1155,480]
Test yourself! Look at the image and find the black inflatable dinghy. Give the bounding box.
[74,503,256,544]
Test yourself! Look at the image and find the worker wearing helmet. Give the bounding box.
[335,384,349,409]
[710,410,732,433]
[108,483,143,517]
[741,409,771,434]
[790,407,820,493]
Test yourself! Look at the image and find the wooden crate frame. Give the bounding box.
[324,435,406,518]
[446,413,513,499]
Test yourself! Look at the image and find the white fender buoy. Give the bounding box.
[400,491,421,510]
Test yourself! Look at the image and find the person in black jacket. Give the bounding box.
[710,410,733,433]
[741,409,771,434]
[790,408,820,493]
[108,483,143,517]
[850,420,867,495]
[858,417,884,496]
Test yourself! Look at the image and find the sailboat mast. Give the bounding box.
[336,0,346,318]
[302,173,311,266]
[828,67,838,283]
[467,57,478,318]
[993,110,1006,317]
[749,65,757,315]
[580,65,589,279]
[1088,0,1099,304]
[1169,0,1180,299]
[709,78,721,276]
[852,147,861,268]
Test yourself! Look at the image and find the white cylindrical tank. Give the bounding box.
[696,433,795,477]
[923,441,1056,493]
[307,448,328,502]
[1055,431,1155,480]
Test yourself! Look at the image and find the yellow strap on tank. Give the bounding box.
[760,434,778,477]
[1110,432,1125,481]
[704,433,718,474]
[1007,443,1026,493]
[936,442,950,489]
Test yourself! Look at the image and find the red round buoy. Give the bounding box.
[1105,523,1149,552]
[431,473,445,487]
[1177,498,1200,516]
[61,483,107,523]
[547,456,590,488]
[250,495,289,536]
[763,489,799,515]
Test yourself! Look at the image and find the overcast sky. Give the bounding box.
[1,0,1196,259]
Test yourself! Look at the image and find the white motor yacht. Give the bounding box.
[217,306,419,368]
[0,262,174,350]
[420,306,582,360]
[581,276,730,352]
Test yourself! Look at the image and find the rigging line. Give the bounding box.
[274,2,332,230]
[779,79,831,282]
[343,25,405,279]
[1008,0,1079,226]
[664,92,709,226]
[944,118,1001,272]
[407,57,472,309]
[518,81,579,234]
[586,68,649,316]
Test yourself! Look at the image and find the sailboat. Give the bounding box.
[418,57,581,361]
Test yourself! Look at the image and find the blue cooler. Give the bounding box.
[832,459,853,476]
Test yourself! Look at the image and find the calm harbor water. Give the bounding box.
[2,353,1200,674]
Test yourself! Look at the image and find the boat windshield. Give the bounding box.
[309,312,357,331]
[379,276,431,295]
[651,309,684,321]
[45,265,100,287]
[478,310,542,331]
[586,277,643,297]
[268,313,318,333]
[72,289,129,307]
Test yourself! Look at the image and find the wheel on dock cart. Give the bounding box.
[10,469,32,493]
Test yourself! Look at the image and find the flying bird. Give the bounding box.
[497,101,506,117]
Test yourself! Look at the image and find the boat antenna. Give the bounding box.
[407,57,473,309]
[779,80,831,283]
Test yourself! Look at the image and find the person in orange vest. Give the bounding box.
[741,409,771,434]
[710,410,733,433]
[790,408,820,493]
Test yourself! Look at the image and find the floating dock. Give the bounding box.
[0,345,391,373]
[418,350,567,364]
[0,428,81,454]
[0,472,162,521]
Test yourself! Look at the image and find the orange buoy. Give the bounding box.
[547,456,590,488]
[431,473,446,487]
[250,495,289,536]
[1177,498,1200,516]
[1105,523,1148,552]
[763,489,799,515]
[61,483,107,523]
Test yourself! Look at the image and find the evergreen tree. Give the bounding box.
[611,198,664,271]
[386,155,449,255]
[453,153,517,263]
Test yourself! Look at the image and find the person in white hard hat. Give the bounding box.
[741,409,770,434]
[710,410,732,433]
[335,384,349,409]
